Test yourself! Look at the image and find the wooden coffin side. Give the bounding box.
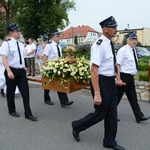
[42,78,83,93]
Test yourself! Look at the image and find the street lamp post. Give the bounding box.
[71,27,74,45]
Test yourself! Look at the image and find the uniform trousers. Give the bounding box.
[44,89,69,104]
[72,75,118,147]
[117,73,144,120]
[4,67,32,116]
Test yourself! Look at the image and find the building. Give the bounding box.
[115,27,150,46]
[60,25,100,45]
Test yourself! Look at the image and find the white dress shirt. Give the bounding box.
[42,40,62,59]
[90,35,116,76]
[117,44,138,75]
[0,38,26,68]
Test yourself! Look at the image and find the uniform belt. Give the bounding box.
[99,75,115,79]
[120,72,134,76]
[10,67,24,70]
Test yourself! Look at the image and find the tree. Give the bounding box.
[16,0,75,40]
[74,35,78,45]
[137,42,142,47]
[0,0,75,40]
[122,37,126,45]
[0,9,6,39]
[0,0,18,38]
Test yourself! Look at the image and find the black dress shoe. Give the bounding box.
[61,101,74,107]
[104,145,125,150]
[9,112,20,117]
[25,115,37,121]
[117,118,120,121]
[72,130,80,141]
[1,92,4,97]
[45,101,54,105]
[113,145,125,150]
[136,116,150,123]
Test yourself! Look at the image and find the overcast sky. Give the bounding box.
[65,0,150,32]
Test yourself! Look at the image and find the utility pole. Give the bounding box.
[71,27,74,44]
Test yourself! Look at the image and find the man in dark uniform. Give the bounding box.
[71,16,125,150]
[116,32,150,123]
[42,30,74,107]
[0,24,37,121]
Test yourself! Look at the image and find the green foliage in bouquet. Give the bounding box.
[40,57,91,83]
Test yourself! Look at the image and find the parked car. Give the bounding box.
[59,42,67,48]
[114,44,123,53]
[114,44,123,50]
[135,47,150,58]
[146,47,150,51]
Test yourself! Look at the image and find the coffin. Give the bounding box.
[42,78,90,93]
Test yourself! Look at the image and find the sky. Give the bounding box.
[64,0,150,32]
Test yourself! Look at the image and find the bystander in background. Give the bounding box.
[35,38,45,72]
[25,38,36,76]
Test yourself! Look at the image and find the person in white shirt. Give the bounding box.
[42,30,74,107]
[0,35,19,97]
[35,38,45,70]
[25,38,36,76]
[71,16,125,150]
[0,24,37,121]
[116,32,150,123]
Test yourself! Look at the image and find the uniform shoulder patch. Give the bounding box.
[4,39,11,42]
[96,39,103,45]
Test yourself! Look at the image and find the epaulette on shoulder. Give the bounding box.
[4,39,11,42]
[96,39,103,45]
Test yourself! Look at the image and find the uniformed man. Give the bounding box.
[116,32,150,123]
[42,30,74,107]
[0,24,37,121]
[71,16,125,150]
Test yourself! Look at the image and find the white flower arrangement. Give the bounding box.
[40,56,91,83]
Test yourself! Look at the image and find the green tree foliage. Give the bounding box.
[0,10,6,39]
[0,0,75,40]
[15,0,75,40]
[122,37,126,45]
[136,56,149,81]
[136,41,142,47]
[74,35,78,45]
[0,0,19,38]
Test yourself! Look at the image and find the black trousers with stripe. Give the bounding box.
[4,67,32,116]
[117,73,144,120]
[72,75,118,147]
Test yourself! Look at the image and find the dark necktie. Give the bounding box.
[57,44,61,57]
[16,41,22,64]
[110,41,117,73]
[132,49,138,70]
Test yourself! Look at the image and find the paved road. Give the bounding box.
[0,83,150,150]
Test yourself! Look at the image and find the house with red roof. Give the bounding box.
[60,25,101,45]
